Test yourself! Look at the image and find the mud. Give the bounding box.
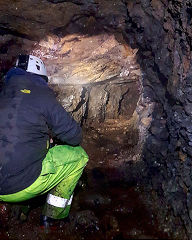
[0,125,169,240]
[0,185,169,240]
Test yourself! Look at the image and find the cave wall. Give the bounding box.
[123,0,192,238]
[0,0,192,238]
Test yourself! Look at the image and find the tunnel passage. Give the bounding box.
[1,0,192,239]
[32,33,143,169]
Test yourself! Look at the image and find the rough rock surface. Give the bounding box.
[0,0,192,239]
[123,1,192,238]
[33,33,141,124]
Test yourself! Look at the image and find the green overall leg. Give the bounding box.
[42,157,87,219]
[0,145,88,220]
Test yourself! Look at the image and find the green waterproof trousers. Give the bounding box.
[0,145,88,219]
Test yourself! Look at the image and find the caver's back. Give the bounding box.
[0,68,82,195]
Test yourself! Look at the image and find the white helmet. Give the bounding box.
[16,55,48,81]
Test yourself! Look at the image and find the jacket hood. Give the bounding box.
[5,68,48,86]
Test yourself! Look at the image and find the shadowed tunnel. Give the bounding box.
[0,0,192,239]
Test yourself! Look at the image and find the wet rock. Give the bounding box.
[52,85,88,122]
[146,136,168,155]
[87,84,108,123]
[70,210,100,233]
[171,192,187,216]
[79,192,111,209]
[149,120,168,140]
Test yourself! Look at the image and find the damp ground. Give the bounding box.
[0,185,169,240]
[0,124,170,240]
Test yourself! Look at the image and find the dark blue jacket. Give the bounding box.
[0,68,82,195]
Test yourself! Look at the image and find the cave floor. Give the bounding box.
[0,123,169,240]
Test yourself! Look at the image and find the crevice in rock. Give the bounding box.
[117,87,129,115]
[152,62,168,88]
[0,26,31,40]
[81,87,90,125]
[72,87,87,114]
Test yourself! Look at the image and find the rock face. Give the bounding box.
[1,0,192,238]
[31,33,140,124]
[123,1,192,238]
